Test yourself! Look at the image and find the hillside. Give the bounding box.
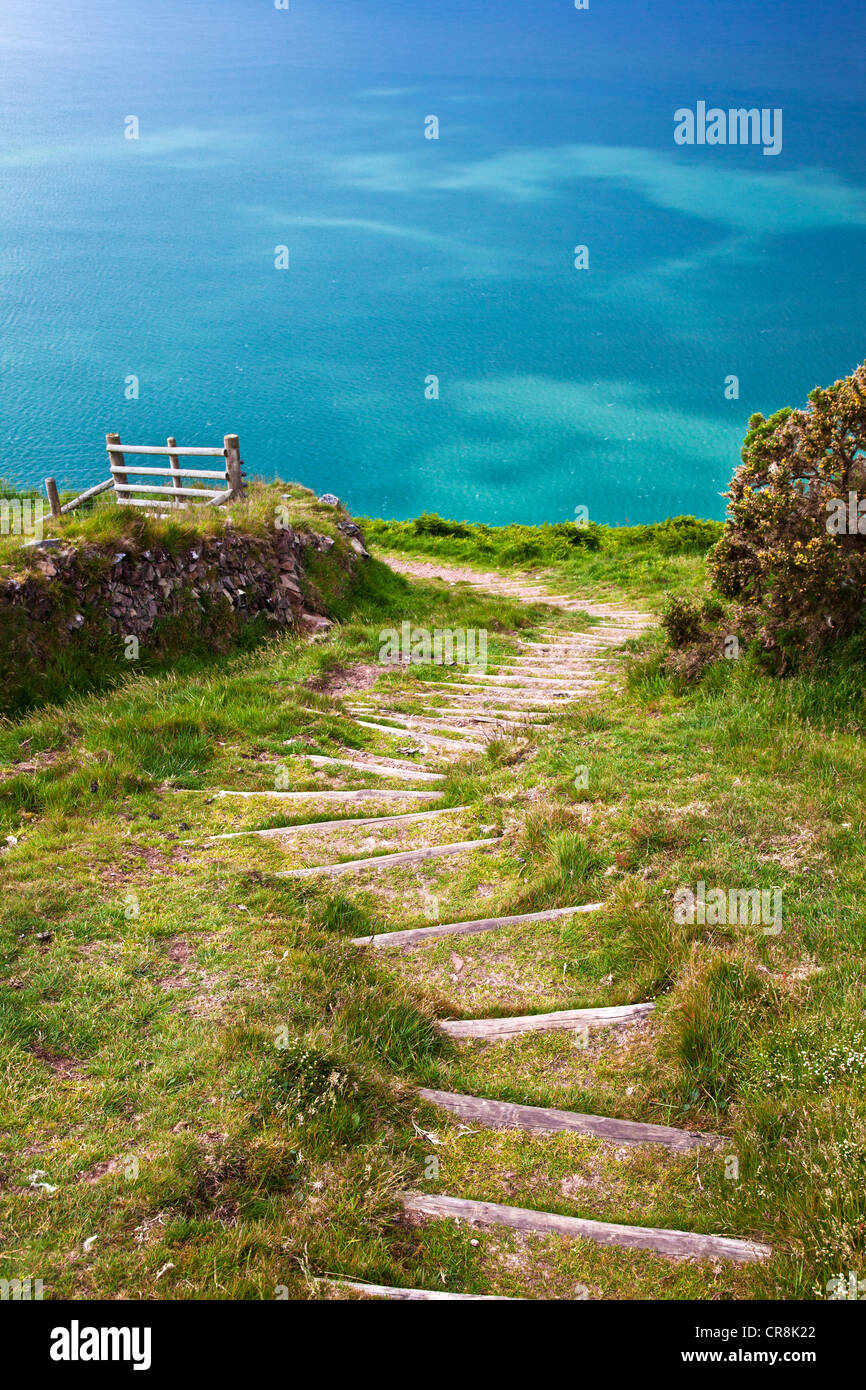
[1,506,863,1302]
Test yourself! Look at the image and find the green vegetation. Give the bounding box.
[360,512,723,607]
[0,501,863,1301]
[0,480,340,566]
[663,363,866,679]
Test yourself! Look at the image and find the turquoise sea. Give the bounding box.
[1,0,865,523]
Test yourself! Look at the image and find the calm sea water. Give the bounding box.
[1,0,864,524]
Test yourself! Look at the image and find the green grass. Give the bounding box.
[360,511,723,608]
[0,516,863,1301]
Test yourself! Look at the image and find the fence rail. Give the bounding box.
[45,433,246,516]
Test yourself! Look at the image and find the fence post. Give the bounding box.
[45,478,61,518]
[224,434,243,499]
[167,436,181,507]
[106,433,127,498]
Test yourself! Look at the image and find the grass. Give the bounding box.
[0,514,863,1301]
[360,510,722,609]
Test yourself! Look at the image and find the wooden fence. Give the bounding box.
[45,433,246,516]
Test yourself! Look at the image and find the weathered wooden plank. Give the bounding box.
[350,719,486,752]
[105,443,227,456]
[443,686,579,703]
[351,903,602,949]
[174,788,444,801]
[346,710,496,739]
[518,645,611,658]
[418,1089,718,1151]
[315,1278,515,1301]
[439,1002,654,1039]
[110,463,230,480]
[414,695,553,710]
[113,483,227,498]
[459,673,604,686]
[400,1194,771,1263]
[277,835,501,879]
[303,755,444,782]
[116,497,182,509]
[408,709,553,727]
[206,805,467,840]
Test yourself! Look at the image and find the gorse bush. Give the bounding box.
[708,361,866,665]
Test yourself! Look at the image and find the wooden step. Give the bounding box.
[418,1089,719,1151]
[346,709,496,737]
[303,755,444,782]
[400,1193,771,1263]
[458,673,604,686]
[413,703,552,720]
[315,1277,515,1301]
[278,836,502,879]
[347,707,535,735]
[518,645,611,660]
[442,685,573,703]
[439,1001,654,1039]
[206,806,468,841]
[405,707,551,724]
[174,788,444,802]
[350,719,486,753]
[352,903,602,949]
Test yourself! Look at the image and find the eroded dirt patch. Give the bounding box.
[306,663,383,697]
[30,1044,85,1078]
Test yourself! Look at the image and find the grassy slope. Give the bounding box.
[0,520,863,1301]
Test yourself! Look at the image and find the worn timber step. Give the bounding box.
[205,806,468,841]
[349,719,486,753]
[176,788,445,802]
[439,1001,654,1039]
[443,680,588,695]
[401,1193,771,1263]
[351,903,602,949]
[412,702,552,719]
[303,755,445,781]
[418,1089,719,1151]
[494,657,611,668]
[345,709,518,736]
[442,685,574,702]
[411,711,553,728]
[501,657,614,669]
[277,835,502,879]
[458,672,604,686]
[315,1277,515,1301]
[518,644,612,658]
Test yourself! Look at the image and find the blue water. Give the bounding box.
[1,0,865,524]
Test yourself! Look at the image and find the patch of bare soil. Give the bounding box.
[757,826,822,873]
[30,1044,85,1078]
[0,749,62,783]
[306,663,383,697]
[76,1156,126,1184]
[155,936,225,1017]
[101,842,192,885]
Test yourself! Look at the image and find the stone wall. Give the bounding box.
[0,515,369,713]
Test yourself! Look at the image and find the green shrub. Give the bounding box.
[708,361,866,665]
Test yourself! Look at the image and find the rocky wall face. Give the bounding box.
[0,521,366,644]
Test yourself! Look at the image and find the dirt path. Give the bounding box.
[186,558,771,1295]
